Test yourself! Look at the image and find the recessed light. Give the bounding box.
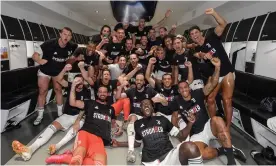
[95,10,99,13]
[104,18,106,20]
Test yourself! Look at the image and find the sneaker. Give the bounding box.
[45,150,72,164]
[33,117,43,126]
[122,121,129,131]
[232,145,247,163]
[12,140,32,161]
[127,150,136,163]
[48,144,57,155]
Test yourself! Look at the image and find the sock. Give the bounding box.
[123,99,130,121]
[224,147,236,165]
[37,108,44,119]
[29,125,57,154]
[188,155,203,165]
[57,104,63,116]
[127,122,135,151]
[216,147,225,156]
[55,127,76,150]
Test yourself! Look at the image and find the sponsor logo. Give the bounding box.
[141,126,164,137]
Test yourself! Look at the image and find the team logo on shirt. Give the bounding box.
[141,126,164,137]
[156,120,161,125]
[145,94,149,98]
[206,43,211,48]
[93,112,111,122]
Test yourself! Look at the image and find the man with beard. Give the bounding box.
[189,8,235,129]
[121,53,146,87]
[32,27,78,125]
[102,28,126,64]
[170,57,246,165]
[78,62,130,128]
[12,65,90,161]
[112,99,203,165]
[115,73,168,163]
[45,79,118,165]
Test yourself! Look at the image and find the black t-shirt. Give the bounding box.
[105,41,125,61]
[195,30,234,77]
[40,39,78,76]
[172,49,201,80]
[154,84,178,115]
[71,47,99,72]
[114,23,135,39]
[63,83,91,115]
[148,38,163,48]
[135,116,175,162]
[133,26,152,42]
[169,89,209,136]
[165,49,175,64]
[81,100,116,146]
[92,34,109,49]
[122,64,146,85]
[133,47,152,65]
[155,57,172,73]
[126,86,157,116]
[93,80,118,105]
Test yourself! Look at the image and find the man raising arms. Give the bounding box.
[32,27,78,125]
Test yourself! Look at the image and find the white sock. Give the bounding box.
[55,127,76,150]
[57,104,63,116]
[29,125,57,154]
[127,122,135,151]
[37,108,44,119]
[188,155,203,165]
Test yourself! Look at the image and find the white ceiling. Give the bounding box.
[57,1,206,28]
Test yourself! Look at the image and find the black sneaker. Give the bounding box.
[232,145,247,163]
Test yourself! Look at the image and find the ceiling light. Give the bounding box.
[104,18,106,20]
[95,10,99,13]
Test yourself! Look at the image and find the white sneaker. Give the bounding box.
[127,150,136,163]
[33,116,43,126]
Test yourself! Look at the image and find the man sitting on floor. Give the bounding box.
[12,64,90,160]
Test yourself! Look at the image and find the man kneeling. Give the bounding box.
[113,99,203,165]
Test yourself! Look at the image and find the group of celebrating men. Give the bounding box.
[11,8,246,165]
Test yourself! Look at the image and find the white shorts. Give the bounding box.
[128,113,143,120]
[142,142,189,166]
[190,119,216,145]
[219,72,235,83]
[37,69,51,79]
[55,114,81,131]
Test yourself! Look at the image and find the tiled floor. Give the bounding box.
[1,101,262,165]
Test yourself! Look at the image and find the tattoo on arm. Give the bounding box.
[203,67,220,96]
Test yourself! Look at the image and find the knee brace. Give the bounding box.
[48,124,58,133]
[127,122,135,136]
